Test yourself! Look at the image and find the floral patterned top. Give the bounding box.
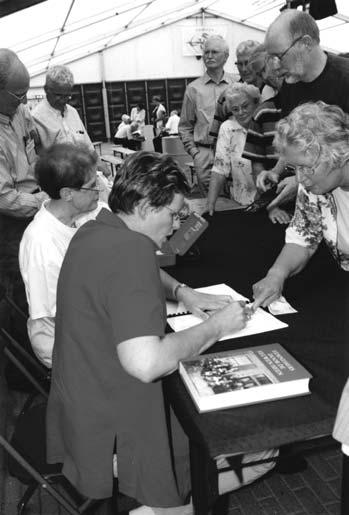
[212,118,257,206]
[285,183,349,271]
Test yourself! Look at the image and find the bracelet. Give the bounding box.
[173,283,187,300]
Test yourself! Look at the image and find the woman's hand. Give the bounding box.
[256,170,279,192]
[268,207,291,225]
[252,271,285,309]
[177,287,232,320]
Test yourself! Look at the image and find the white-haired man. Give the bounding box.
[179,35,234,193]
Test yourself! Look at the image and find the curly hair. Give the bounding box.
[274,101,349,168]
[46,65,74,89]
[108,151,190,214]
[224,82,260,111]
[236,40,260,57]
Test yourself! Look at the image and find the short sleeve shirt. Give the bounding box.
[46,209,189,505]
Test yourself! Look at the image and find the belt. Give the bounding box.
[196,143,213,149]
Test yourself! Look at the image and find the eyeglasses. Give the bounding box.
[6,90,27,102]
[285,151,322,179]
[48,89,72,100]
[164,206,181,222]
[79,186,100,193]
[235,59,249,67]
[268,35,304,63]
[230,102,252,115]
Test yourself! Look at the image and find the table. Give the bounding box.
[163,209,349,514]
[100,154,123,176]
[112,146,136,159]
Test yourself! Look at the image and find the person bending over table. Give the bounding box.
[46,151,277,515]
[19,143,106,368]
[207,82,260,215]
[252,101,349,309]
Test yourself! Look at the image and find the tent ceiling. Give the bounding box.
[1,0,348,78]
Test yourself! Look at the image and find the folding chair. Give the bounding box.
[0,283,50,396]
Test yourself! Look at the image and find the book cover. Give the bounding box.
[168,212,208,256]
[179,343,312,413]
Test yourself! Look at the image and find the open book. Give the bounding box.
[167,283,288,339]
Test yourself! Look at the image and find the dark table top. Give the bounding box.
[163,209,349,458]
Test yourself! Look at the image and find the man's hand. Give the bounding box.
[177,287,232,320]
[252,272,285,310]
[267,176,298,210]
[268,207,291,225]
[256,170,279,192]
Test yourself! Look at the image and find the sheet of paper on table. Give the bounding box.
[167,283,288,340]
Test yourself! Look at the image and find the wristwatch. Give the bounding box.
[173,283,187,300]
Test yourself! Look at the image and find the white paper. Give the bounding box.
[167,283,288,339]
[268,296,297,315]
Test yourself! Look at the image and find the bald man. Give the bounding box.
[179,35,234,193]
[0,49,47,309]
[257,9,349,207]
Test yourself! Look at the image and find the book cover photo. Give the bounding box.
[179,343,312,413]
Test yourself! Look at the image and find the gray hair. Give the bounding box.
[0,48,23,89]
[203,35,229,56]
[46,65,74,89]
[224,82,261,110]
[274,101,349,169]
[248,44,268,73]
[236,40,260,57]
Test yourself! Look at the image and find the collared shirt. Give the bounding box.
[286,183,349,271]
[178,71,235,155]
[32,98,93,150]
[0,104,46,218]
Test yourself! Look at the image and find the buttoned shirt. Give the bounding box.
[0,104,46,218]
[32,98,93,150]
[178,71,235,156]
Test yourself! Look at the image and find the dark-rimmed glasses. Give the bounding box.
[164,206,181,222]
[6,90,27,102]
[268,35,304,63]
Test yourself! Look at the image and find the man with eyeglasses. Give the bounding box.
[257,9,349,209]
[0,48,48,319]
[32,64,111,194]
[32,65,93,149]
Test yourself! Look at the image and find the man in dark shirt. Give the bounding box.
[257,9,349,206]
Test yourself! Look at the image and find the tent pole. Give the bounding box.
[99,50,111,142]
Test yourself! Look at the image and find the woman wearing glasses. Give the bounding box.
[207,82,260,214]
[252,101,349,309]
[19,143,105,368]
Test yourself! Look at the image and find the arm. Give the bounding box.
[117,300,247,383]
[207,173,225,216]
[160,268,231,318]
[207,124,231,214]
[252,243,314,309]
[0,152,47,218]
[178,89,199,158]
[256,157,286,191]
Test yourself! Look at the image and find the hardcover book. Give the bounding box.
[179,343,312,413]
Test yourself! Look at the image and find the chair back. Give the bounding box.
[162,136,192,172]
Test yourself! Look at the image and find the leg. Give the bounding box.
[189,440,217,515]
[193,148,214,197]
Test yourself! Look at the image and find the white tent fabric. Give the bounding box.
[0,0,348,78]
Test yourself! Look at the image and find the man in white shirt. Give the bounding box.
[32,65,110,179]
[165,110,180,135]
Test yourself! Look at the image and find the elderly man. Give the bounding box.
[32,65,110,181]
[0,48,47,309]
[178,35,234,193]
[209,39,265,143]
[257,9,349,205]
